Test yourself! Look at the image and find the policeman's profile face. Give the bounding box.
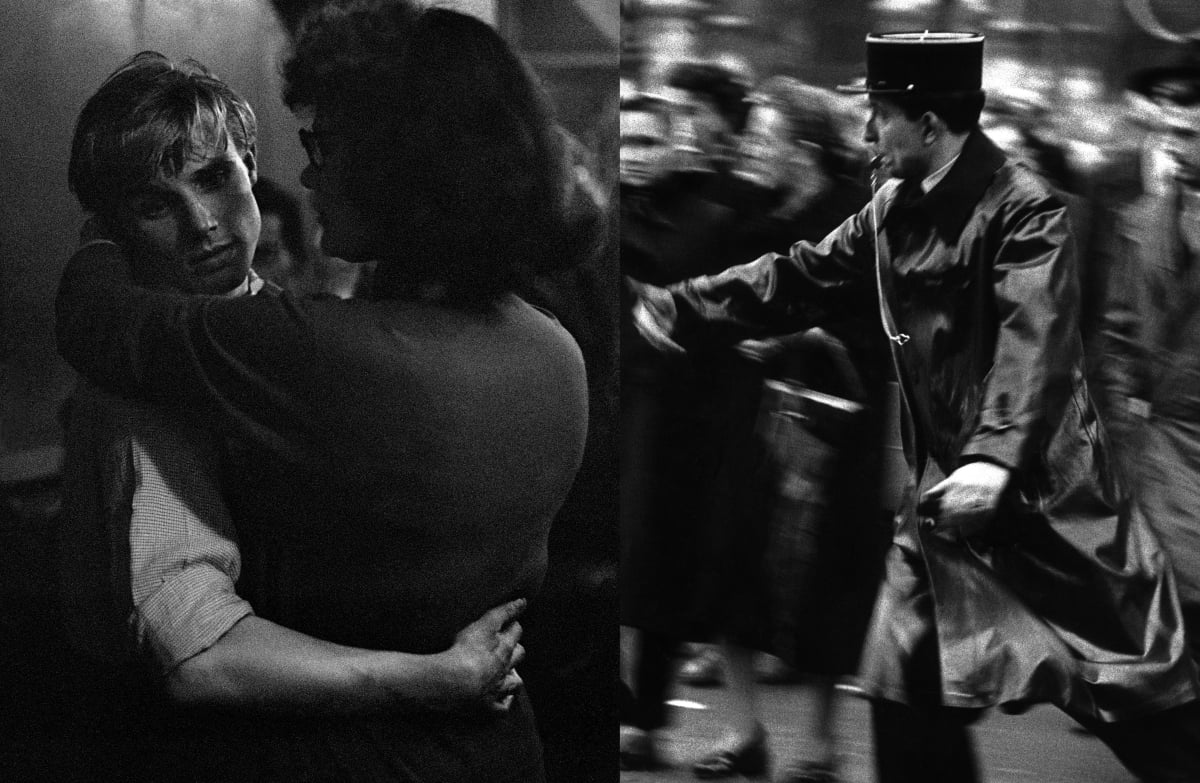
[864,97,927,182]
[619,108,673,187]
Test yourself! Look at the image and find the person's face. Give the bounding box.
[1160,104,1200,183]
[668,96,729,174]
[620,108,673,187]
[299,113,381,262]
[734,104,828,210]
[114,133,259,294]
[253,212,297,282]
[734,104,789,189]
[864,97,930,181]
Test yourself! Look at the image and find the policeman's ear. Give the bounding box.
[243,143,258,186]
[920,112,939,145]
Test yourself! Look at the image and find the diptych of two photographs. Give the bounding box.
[4,1,1200,781]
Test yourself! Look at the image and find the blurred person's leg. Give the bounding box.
[620,628,678,770]
[870,699,981,783]
[692,640,768,779]
[631,629,676,732]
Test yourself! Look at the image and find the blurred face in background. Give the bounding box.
[734,103,828,211]
[253,212,297,282]
[114,133,259,295]
[1160,102,1200,184]
[734,103,790,189]
[668,94,729,175]
[620,106,673,188]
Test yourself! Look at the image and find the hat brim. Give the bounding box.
[834,82,981,95]
[834,78,914,95]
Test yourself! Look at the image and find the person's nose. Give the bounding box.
[181,192,218,236]
[863,118,878,145]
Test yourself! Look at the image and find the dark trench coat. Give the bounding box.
[665,130,1198,721]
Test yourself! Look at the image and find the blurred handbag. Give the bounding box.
[745,327,870,668]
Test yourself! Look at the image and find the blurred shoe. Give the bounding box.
[692,723,769,779]
[776,759,838,783]
[678,647,725,687]
[754,653,801,685]
[620,726,665,771]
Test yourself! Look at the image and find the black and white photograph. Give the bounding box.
[0,1,617,781]
[7,0,1200,781]
[619,1,1200,781]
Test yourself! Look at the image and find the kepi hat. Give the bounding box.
[838,31,984,95]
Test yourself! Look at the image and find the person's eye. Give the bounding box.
[198,166,232,191]
[131,197,170,220]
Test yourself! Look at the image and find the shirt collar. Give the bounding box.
[217,270,266,298]
[887,129,1007,240]
[921,153,960,194]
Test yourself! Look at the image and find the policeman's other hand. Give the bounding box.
[918,461,1012,542]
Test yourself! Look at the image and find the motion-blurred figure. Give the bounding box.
[683,76,890,783]
[1097,56,1200,675]
[618,81,744,770]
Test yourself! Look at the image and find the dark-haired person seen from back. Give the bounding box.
[56,1,604,780]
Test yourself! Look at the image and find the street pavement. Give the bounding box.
[621,677,1138,783]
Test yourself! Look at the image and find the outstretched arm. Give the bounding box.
[629,204,877,354]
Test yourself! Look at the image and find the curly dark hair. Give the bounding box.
[666,61,752,134]
[282,0,601,306]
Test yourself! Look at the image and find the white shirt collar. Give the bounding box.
[921,153,960,194]
[220,270,265,298]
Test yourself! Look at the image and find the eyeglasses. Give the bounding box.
[298,127,325,169]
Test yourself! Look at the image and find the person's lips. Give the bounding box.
[189,244,234,275]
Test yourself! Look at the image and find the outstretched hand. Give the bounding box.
[626,277,686,356]
[918,461,1011,543]
[436,598,527,715]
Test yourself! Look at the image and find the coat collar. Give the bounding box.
[886,128,1007,240]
